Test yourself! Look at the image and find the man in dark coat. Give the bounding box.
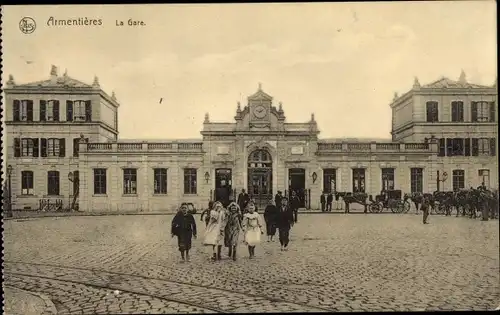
[421,195,430,224]
[275,191,283,209]
[290,191,300,223]
[237,189,250,212]
[200,201,214,227]
[327,192,333,212]
[276,197,294,251]
[171,204,197,262]
[320,192,326,212]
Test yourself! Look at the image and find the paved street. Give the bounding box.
[3,213,499,313]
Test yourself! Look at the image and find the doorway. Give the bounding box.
[247,149,273,209]
[215,168,232,206]
[288,168,306,207]
[352,168,366,193]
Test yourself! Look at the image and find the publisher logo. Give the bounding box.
[19,17,36,34]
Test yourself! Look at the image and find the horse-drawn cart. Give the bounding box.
[368,190,410,213]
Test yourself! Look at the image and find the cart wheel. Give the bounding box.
[403,200,411,213]
[390,201,398,213]
[370,203,381,213]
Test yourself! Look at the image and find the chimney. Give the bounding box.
[413,77,420,89]
[50,65,58,82]
[93,75,100,88]
[204,113,210,123]
[6,74,15,87]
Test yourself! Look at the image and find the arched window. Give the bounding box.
[248,149,272,168]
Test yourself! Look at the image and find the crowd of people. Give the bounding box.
[171,193,296,263]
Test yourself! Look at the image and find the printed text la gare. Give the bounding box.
[116,19,146,26]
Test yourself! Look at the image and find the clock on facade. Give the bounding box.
[253,105,267,119]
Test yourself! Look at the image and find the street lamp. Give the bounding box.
[68,172,74,211]
[6,165,13,218]
[204,171,210,184]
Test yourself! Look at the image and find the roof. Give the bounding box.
[15,75,93,89]
[422,77,491,89]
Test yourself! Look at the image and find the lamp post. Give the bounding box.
[204,171,210,184]
[68,172,74,211]
[6,165,13,218]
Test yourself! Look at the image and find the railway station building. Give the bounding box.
[4,67,498,212]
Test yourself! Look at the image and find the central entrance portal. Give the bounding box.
[247,149,273,210]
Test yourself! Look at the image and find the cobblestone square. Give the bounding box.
[3,213,499,313]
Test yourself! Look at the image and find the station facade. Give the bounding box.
[4,67,498,212]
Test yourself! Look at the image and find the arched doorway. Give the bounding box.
[247,149,273,209]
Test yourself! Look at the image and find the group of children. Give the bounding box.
[171,198,295,262]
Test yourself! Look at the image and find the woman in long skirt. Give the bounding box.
[171,204,197,262]
[203,201,227,261]
[242,201,264,259]
[263,199,278,242]
[224,202,243,261]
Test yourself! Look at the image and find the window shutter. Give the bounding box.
[73,138,79,157]
[26,100,34,121]
[66,100,73,121]
[471,101,478,122]
[490,102,496,122]
[438,138,446,156]
[32,138,39,157]
[13,100,20,121]
[39,100,46,121]
[14,138,21,157]
[490,138,496,156]
[41,138,47,157]
[464,138,471,156]
[59,138,66,157]
[446,138,453,156]
[459,103,464,121]
[85,100,92,122]
[471,138,479,156]
[53,100,60,121]
[451,103,457,121]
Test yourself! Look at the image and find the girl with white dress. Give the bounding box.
[203,201,227,261]
[242,201,264,259]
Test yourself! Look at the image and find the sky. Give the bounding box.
[1,2,497,140]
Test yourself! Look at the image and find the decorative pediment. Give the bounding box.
[247,83,273,101]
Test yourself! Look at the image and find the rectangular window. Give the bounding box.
[381,168,395,191]
[426,101,439,122]
[47,171,60,195]
[94,169,107,195]
[47,138,61,157]
[446,138,465,156]
[451,101,464,122]
[323,168,337,193]
[410,168,423,193]
[69,100,92,122]
[13,100,33,121]
[452,170,465,191]
[352,168,365,193]
[477,101,491,122]
[153,168,168,194]
[478,138,490,155]
[123,168,137,195]
[183,168,197,195]
[21,171,34,195]
[21,138,35,157]
[40,100,60,121]
[478,169,490,188]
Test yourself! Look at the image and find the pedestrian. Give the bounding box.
[263,199,278,242]
[275,191,283,209]
[203,201,228,261]
[200,201,214,227]
[171,204,197,262]
[290,191,300,223]
[224,202,243,261]
[237,189,250,212]
[276,197,294,251]
[320,191,326,212]
[242,201,264,258]
[421,195,430,224]
[327,192,333,212]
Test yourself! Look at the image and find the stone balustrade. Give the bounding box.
[317,142,433,154]
[83,142,203,153]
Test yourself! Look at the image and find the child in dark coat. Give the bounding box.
[172,204,197,262]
